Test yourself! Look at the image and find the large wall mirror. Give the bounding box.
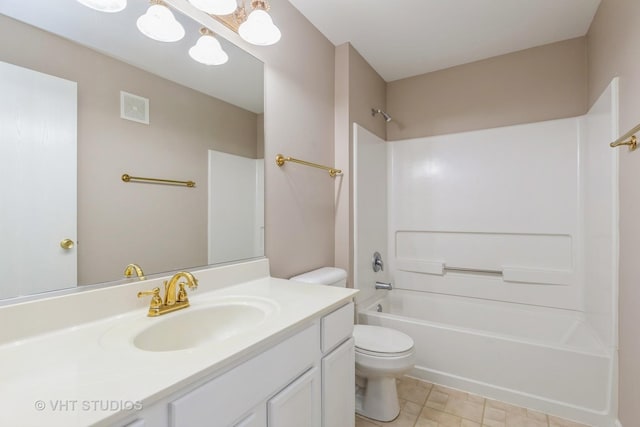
[0,0,264,300]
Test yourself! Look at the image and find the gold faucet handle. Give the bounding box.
[124,263,145,279]
[137,287,162,316]
[177,283,188,303]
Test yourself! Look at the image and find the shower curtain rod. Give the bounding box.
[610,122,640,151]
[275,154,342,177]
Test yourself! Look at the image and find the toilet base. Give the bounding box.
[355,376,400,422]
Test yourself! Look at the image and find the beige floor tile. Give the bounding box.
[460,420,481,427]
[401,399,423,416]
[356,415,381,427]
[414,418,439,427]
[444,397,484,423]
[548,415,591,427]
[486,399,528,417]
[419,407,465,427]
[526,409,548,422]
[505,412,548,427]
[433,385,486,404]
[483,405,507,427]
[397,376,433,405]
[383,409,420,427]
[425,389,450,410]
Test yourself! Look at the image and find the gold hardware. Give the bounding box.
[610,135,637,151]
[124,263,145,280]
[137,271,199,317]
[137,287,163,316]
[122,173,195,187]
[610,123,640,151]
[60,239,74,250]
[275,154,342,177]
[211,0,272,32]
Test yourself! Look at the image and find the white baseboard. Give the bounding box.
[615,419,623,427]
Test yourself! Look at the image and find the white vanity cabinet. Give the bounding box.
[117,302,354,427]
[320,302,356,427]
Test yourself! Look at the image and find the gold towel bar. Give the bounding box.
[610,123,640,151]
[275,154,342,177]
[121,174,195,187]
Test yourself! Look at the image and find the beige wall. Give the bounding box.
[0,15,259,285]
[587,1,640,424]
[387,37,588,140]
[222,0,338,279]
[334,43,386,286]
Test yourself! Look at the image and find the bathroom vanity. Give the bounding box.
[0,259,358,427]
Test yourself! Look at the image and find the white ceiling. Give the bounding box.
[0,0,264,113]
[288,0,601,82]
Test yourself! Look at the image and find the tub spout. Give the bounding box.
[375,281,392,290]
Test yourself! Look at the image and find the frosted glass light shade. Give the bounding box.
[77,0,127,12]
[188,0,237,15]
[238,9,281,46]
[189,34,229,65]
[137,4,185,42]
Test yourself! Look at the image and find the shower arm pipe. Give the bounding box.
[610,122,640,151]
[275,154,342,177]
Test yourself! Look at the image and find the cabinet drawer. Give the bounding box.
[170,322,319,427]
[321,303,353,353]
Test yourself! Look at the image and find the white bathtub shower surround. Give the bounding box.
[360,290,611,426]
[390,116,582,310]
[352,79,619,426]
[387,80,618,339]
[353,125,390,304]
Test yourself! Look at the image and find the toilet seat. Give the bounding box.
[353,325,414,356]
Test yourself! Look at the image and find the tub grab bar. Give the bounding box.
[444,266,502,275]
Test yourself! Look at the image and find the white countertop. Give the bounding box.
[0,261,357,427]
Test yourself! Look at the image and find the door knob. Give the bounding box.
[60,239,75,250]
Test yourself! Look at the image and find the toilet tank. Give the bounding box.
[290,267,347,287]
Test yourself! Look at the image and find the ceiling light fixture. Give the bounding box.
[237,1,281,46]
[188,0,238,16]
[76,0,127,13]
[136,0,185,43]
[212,0,281,46]
[189,28,229,65]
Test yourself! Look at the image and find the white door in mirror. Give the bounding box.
[0,61,77,298]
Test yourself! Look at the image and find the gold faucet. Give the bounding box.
[124,263,145,280]
[137,271,198,317]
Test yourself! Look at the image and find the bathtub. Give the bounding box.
[359,290,615,426]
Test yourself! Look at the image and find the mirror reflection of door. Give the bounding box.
[208,151,264,265]
[0,61,77,299]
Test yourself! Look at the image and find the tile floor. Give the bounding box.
[355,377,591,427]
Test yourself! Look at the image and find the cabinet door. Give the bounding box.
[235,405,266,427]
[322,338,355,427]
[267,368,321,427]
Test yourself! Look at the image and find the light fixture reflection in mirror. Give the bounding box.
[76,0,126,13]
[189,28,229,65]
[136,0,185,42]
[188,0,237,15]
[77,0,282,48]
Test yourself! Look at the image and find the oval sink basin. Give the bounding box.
[101,296,278,353]
[134,302,272,352]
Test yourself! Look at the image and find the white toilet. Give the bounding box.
[290,267,415,422]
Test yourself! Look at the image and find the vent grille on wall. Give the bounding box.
[120,91,149,124]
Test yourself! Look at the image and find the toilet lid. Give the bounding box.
[353,325,414,354]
